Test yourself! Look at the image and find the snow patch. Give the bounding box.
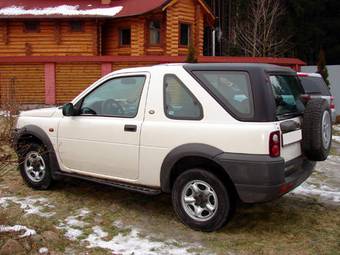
[333,125,340,132]
[0,225,36,237]
[0,5,123,17]
[39,247,49,254]
[0,196,55,217]
[58,208,90,241]
[82,224,204,255]
[332,135,340,143]
[292,183,340,203]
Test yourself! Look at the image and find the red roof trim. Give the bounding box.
[0,56,305,66]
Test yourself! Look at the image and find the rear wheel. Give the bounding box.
[19,143,53,190]
[172,168,233,232]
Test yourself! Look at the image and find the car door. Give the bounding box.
[57,73,149,181]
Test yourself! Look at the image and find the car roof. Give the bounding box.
[183,63,295,74]
[297,72,322,78]
[112,63,296,75]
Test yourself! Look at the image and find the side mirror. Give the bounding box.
[62,103,75,116]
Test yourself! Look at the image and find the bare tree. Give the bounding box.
[235,0,291,57]
[0,78,21,177]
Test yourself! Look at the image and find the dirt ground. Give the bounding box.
[1,127,340,255]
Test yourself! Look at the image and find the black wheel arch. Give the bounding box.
[160,143,237,196]
[14,125,61,179]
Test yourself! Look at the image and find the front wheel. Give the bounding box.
[172,169,233,232]
[19,143,53,190]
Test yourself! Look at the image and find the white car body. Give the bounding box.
[16,64,302,188]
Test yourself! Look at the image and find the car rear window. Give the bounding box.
[192,71,254,119]
[269,75,305,119]
[299,76,331,96]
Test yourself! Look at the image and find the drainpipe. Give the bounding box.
[212,29,216,56]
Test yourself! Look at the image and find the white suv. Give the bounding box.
[13,64,332,231]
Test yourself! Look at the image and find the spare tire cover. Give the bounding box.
[302,98,332,161]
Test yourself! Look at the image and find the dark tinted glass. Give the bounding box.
[299,76,330,96]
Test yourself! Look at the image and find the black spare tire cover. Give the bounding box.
[302,98,332,161]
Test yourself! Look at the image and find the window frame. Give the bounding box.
[148,20,162,46]
[178,22,192,47]
[163,74,203,121]
[190,70,255,120]
[23,21,40,33]
[76,74,147,119]
[69,20,84,32]
[119,27,131,47]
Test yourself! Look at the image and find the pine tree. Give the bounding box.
[185,42,198,63]
[317,49,330,87]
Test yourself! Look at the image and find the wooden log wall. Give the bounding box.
[55,63,101,104]
[166,0,204,56]
[0,20,97,56]
[0,64,45,104]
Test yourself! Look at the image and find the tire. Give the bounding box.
[19,143,53,190]
[302,98,332,161]
[172,168,233,232]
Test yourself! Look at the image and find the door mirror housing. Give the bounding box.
[62,103,76,116]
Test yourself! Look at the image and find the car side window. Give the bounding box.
[80,76,146,118]
[164,74,203,120]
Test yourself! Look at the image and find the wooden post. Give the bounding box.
[101,63,112,76]
[44,63,56,105]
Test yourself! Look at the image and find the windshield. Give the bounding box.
[269,75,304,119]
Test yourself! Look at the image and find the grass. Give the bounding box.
[0,125,340,254]
[1,166,340,255]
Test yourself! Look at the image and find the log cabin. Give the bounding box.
[0,0,215,57]
[0,0,304,106]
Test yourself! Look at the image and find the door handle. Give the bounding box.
[124,124,137,132]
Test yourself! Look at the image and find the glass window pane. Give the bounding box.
[164,74,202,120]
[149,21,161,45]
[81,76,146,117]
[269,75,304,117]
[193,71,253,117]
[180,23,190,46]
[120,28,131,45]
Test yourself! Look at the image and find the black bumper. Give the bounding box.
[214,153,316,203]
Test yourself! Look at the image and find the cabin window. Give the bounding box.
[120,28,131,46]
[24,21,40,33]
[149,21,161,45]
[179,23,191,46]
[70,21,84,32]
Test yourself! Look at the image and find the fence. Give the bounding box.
[0,56,305,106]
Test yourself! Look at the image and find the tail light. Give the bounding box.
[330,96,335,110]
[269,131,281,157]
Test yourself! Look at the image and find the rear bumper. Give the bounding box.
[214,153,316,203]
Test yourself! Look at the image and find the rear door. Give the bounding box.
[269,74,304,161]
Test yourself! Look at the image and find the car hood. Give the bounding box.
[20,107,58,117]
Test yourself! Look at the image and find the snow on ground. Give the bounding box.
[38,247,49,254]
[0,5,123,17]
[333,125,340,132]
[291,155,340,204]
[83,224,202,255]
[57,208,90,241]
[333,135,340,143]
[58,209,206,255]
[0,225,36,237]
[0,196,55,217]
